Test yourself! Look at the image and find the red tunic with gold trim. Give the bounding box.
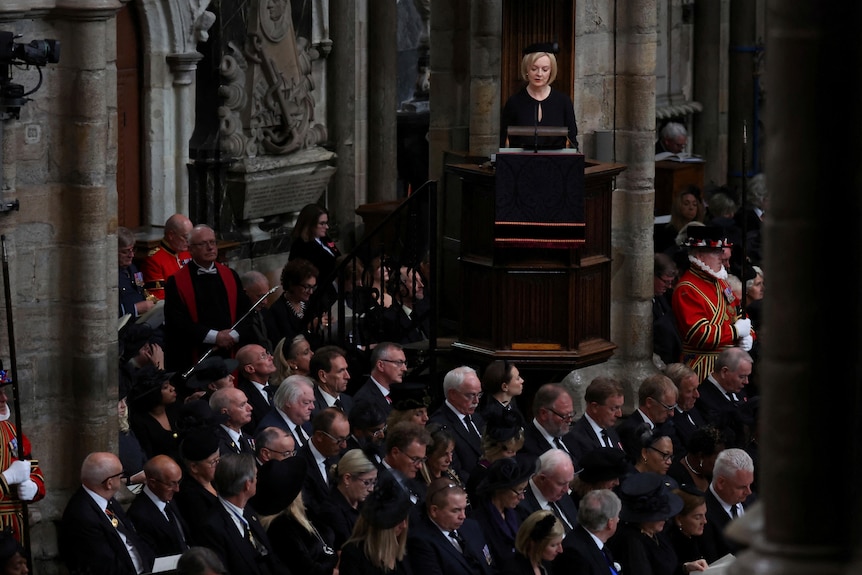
[0,420,45,543]
[671,265,752,380]
[141,241,191,300]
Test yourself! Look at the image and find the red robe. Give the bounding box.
[671,265,752,380]
[0,420,45,543]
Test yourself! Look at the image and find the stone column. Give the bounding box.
[468,0,501,157]
[734,1,862,573]
[366,0,397,203]
[166,51,203,217]
[329,0,361,242]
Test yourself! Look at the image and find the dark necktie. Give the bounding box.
[385,394,392,405]
[448,530,465,553]
[600,429,612,448]
[725,391,739,405]
[263,385,274,404]
[550,502,572,533]
[554,436,569,453]
[333,397,344,412]
[165,502,188,549]
[730,503,739,518]
[463,414,481,444]
[292,426,305,448]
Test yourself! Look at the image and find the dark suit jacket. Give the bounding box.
[255,407,312,447]
[196,500,290,575]
[694,378,746,428]
[312,383,355,418]
[236,377,274,435]
[467,497,520,568]
[381,298,430,344]
[215,425,256,456]
[126,492,190,557]
[428,405,484,485]
[173,476,219,542]
[340,539,415,575]
[300,442,337,523]
[318,487,360,550]
[407,511,496,575]
[553,525,613,575]
[671,406,709,453]
[568,415,624,462]
[704,488,756,558]
[516,485,578,533]
[59,488,156,575]
[351,378,392,418]
[653,294,683,366]
[518,420,579,466]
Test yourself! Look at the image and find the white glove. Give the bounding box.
[16,479,37,501]
[734,318,751,338]
[2,460,30,485]
[739,335,754,351]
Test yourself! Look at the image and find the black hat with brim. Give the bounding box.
[250,456,308,516]
[186,356,240,390]
[388,382,431,411]
[618,472,684,523]
[476,455,535,496]
[362,474,412,529]
[483,408,525,444]
[682,225,733,249]
[179,426,221,462]
[576,447,629,483]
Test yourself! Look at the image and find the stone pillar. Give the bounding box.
[468,0,501,157]
[166,51,203,217]
[329,0,361,243]
[367,0,397,203]
[734,2,862,573]
[428,0,470,179]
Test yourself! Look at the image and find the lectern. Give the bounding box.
[443,156,625,371]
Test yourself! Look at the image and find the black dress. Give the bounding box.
[128,404,181,461]
[665,525,715,575]
[607,522,679,575]
[339,540,414,575]
[265,512,338,575]
[173,477,219,544]
[317,487,360,550]
[500,87,578,150]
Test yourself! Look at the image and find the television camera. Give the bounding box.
[0,31,61,120]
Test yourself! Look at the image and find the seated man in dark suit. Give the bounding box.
[569,376,625,462]
[255,374,316,448]
[703,447,756,559]
[59,451,155,575]
[519,383,579,465]
[235,343,278,435]
[614,373,679,464]
[309,345,355,418]
[301,407,350,525]
[665,362,709,454]
[428,366,485,484]
[382,265,430,344]
[379,421,432,505]
[254,426,297,467]
[695,347,755,431]
[209,387,256,456]
[516,448,578,535]
[552,488,622,575]
[127,454,190,556]
[351,341,408,417]
[195,452,290,575]
[407,478,496,575]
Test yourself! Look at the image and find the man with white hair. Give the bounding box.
[254,374,315,448]
[704,447,756,557]
[428,365,484,484]
[516,448,578,534]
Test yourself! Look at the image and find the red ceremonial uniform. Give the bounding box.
[0,420,45,543]
[671,265,752,380]
[141,241,191,300]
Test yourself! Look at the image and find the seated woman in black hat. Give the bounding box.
[0,528,27,575]
[252,456,338,575]
[666,485,713,571]
[500,42,579,151]
[606,472,686,575]
[385,382,431,429]
[173,424,223,536]
[465,408,526,503]
[127,365,182,461]
[569,447,630,509]
[468,456,535,569]
[340,474,414,575]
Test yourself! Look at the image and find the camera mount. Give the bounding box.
[0,31,61,120]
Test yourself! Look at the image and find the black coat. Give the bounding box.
[173,476,219,541]
[317,487,360,550]
[214,424,256,456]
[312,383,355,419]
[126,492,190,556]
[58,488,156,575]
[265,512,338,575]
[518,420,579,466]
[515,484,578,534]
[428,405,485,485]
[300,442,338,524]
[236,376,275,436]
[339,539,414,575]
[351,379,393,419]
[552,525,614,575]
[406,511,496,575]
[568,415,625,463]
[467,497,520,569]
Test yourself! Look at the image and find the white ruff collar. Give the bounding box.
[688,255,728,280]
[0,405,9,422]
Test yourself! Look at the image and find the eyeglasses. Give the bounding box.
[299,283,317,292]
[317,221,330,227]
[404,453,427,466]
[458,390,483,401]
[370,424,387,438]
[380,359,408,367]
[267,447,297,458]
[648,446,674,462]
[257,351,273,360]
[651,397,678,412]
[510,486,528,496]
[320,430,349,445]
[154,477,182,489]
[354,477,377,488]
[101,471,125,485]
[190,240,218,248]
[547,407,575,422]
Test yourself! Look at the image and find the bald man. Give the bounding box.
[127,454,190,556]
[59,452,155,574]
[142,213,193,300]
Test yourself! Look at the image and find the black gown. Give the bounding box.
[500,87,578,150]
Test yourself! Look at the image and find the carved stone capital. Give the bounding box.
[167,51,204,86]
[52,0,124,20]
